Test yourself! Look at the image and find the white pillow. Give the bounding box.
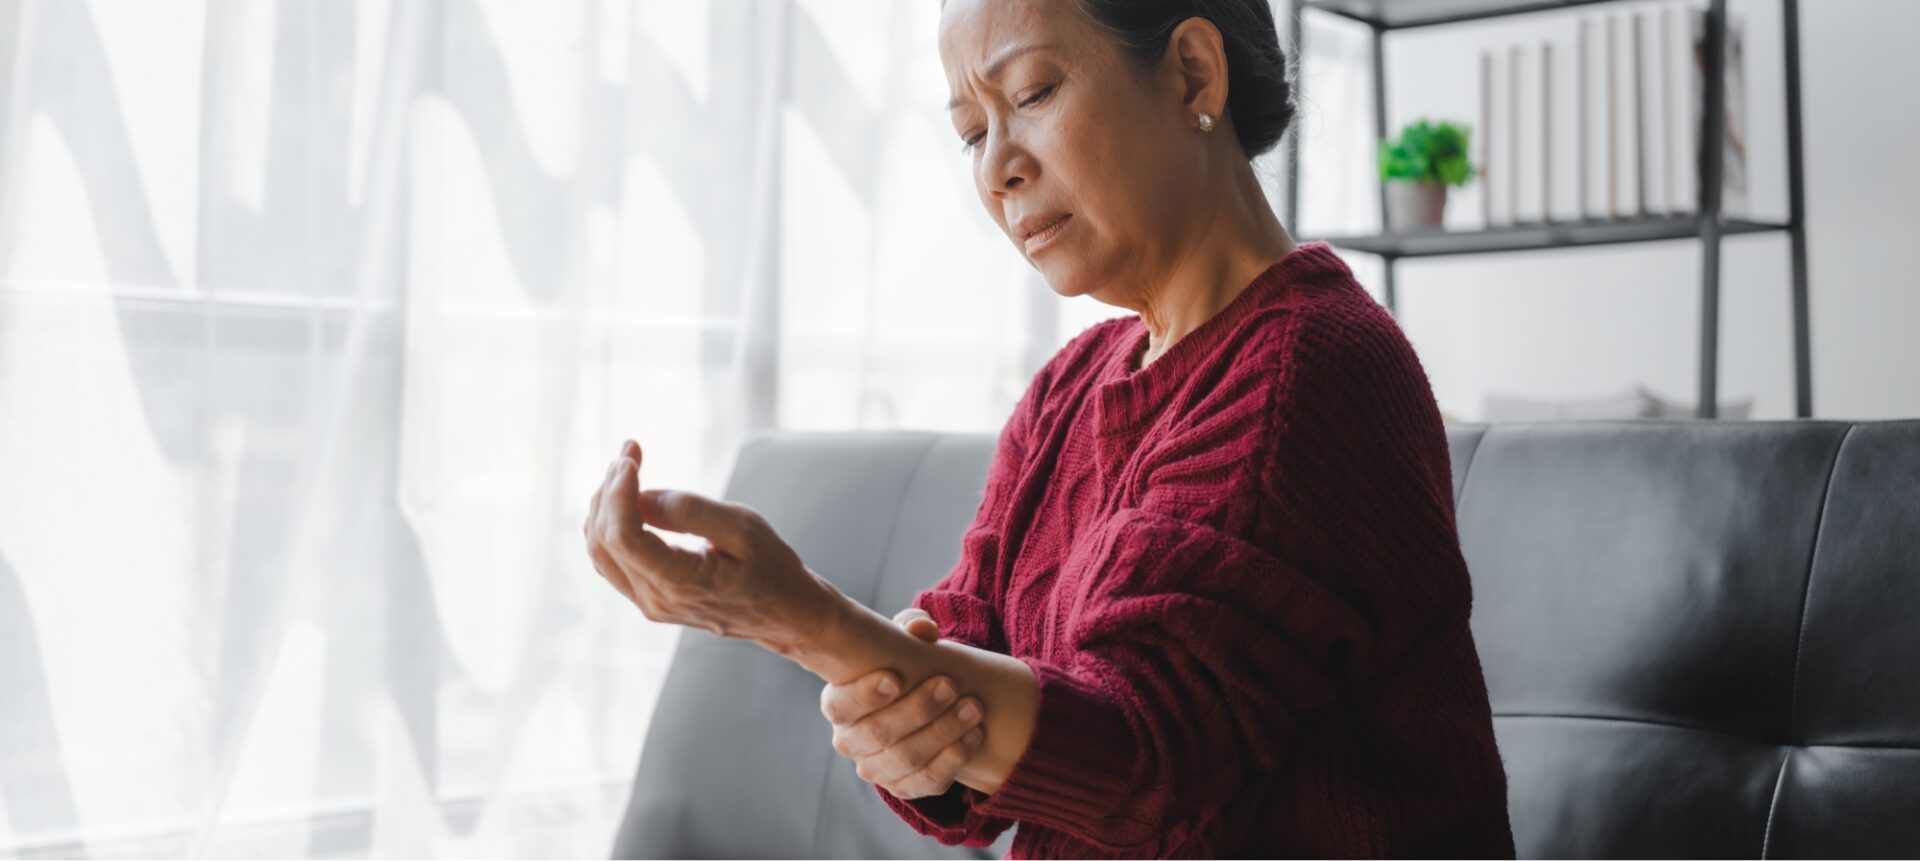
[1481,388,1657,421]
[1480,385,1753,421]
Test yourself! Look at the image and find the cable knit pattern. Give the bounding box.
[877,242,1515,858]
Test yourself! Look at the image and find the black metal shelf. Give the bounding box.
[1307,0,1638,31]
[1282,0,1813,418]
[1308,215,1791,258]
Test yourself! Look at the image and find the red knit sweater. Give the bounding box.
[876,242,1515,858]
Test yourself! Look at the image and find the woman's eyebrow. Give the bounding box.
[945,42,1056,111]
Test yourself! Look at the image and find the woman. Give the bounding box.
[583,0,1516,856]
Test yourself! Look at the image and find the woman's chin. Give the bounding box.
[1031,261,1095,299]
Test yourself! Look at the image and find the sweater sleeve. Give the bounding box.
[967,309,1462,853]
[873,371,1041,846]
[966,509,1375,854]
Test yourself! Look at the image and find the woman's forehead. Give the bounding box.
[939,0,1086,69]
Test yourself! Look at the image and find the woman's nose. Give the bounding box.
[982,135,1034,196]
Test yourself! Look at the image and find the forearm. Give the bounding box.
[754,576,1037,795]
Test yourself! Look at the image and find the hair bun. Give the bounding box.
[1077,0,1297,159]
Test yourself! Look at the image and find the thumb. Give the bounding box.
[892,608,941,643]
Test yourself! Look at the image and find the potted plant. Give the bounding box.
[1378,118,1474,231]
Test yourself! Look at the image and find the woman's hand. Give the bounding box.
[586,441,1035,798]
[583,440,837,648]
[820,609,989,800]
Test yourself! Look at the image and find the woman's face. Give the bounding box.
[939,0,1211,302]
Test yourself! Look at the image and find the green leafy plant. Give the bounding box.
[1378,118,1475,186]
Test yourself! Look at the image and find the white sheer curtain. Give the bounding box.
[0,0,1024,856]
[0,0,1333,856]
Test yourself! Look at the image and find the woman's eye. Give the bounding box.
[958,85,1053,155]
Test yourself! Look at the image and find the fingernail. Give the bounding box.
[932,679,955,704]
[876,678,898,698]
[964,728,983,745]
[957,701,979,723]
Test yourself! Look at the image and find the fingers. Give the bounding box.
[586,538,638,604]
[601,457,678,568]
[585,455,620,540]
[855,695,986,793]
[816,665,988,800]
[585,441,640,541]
[820,669,904,726]
[586,458,632,600]
[881,726,986,800]
[832,674,960,758]
[893,608,940,643]
[586,441,692,603]
[640,489,758,556]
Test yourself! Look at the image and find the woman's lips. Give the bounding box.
[1023,214,1072,253]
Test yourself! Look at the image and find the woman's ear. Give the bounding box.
[1165,16,1229,121]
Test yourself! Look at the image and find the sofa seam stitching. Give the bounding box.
[1789,424,1853,741]
[867,433,942,611]
[808,433,939,858]
[1759,748,1794,859]
[1495,712,1920,751]
[1452,424,1491,509]
[1763,423,1853,860]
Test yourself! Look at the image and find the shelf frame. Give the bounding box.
[1308,0,1647,31]
[1284,0,1813,418]
[1313,216,1791,258]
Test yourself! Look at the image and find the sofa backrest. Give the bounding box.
[612,420,1920,859]
[1449,419,1920,858]
[611,433,1009,859]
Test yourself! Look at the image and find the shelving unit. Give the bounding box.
[1284,0,1812,418]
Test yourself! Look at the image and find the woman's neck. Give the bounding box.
[1135,162,1296,369]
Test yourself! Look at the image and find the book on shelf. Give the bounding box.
[1634,12,1656,215]
[1481,50,1495,227]
[1576,15,1619,220]
[1559,3,1750,224]
[1665,4,1696,216]
[1612,12,1643,218]
[1464,1,1749,232]
[1511,45,1532,223]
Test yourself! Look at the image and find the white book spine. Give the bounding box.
[1607,14,1619,218]
[1510,45,1524,223]
[1634,12,1654,216]
[1578,18,1592,219]
[1617,12,1642,218]
[1668,4,1695,215]
[1656,4,1675,215]
[1482,50,1495,228]
[1542,41,1554,223]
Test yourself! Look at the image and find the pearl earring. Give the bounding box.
[1197,112,1216,132]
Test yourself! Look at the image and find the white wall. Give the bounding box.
[1294,0,1919,420]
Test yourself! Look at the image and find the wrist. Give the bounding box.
[752,568,851,663]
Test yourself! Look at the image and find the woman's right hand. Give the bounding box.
[819,609,989,800]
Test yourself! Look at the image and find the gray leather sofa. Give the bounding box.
[611,420,1920,859]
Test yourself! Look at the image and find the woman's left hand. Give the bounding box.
[584,440,833,644]
[821,610,989,800]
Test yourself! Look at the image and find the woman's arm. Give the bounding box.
[758,582,1037,795]
[583,441,1035,795]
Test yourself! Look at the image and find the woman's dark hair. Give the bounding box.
[1074,0,1297,159]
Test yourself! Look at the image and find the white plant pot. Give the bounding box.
[1385,180,1449,231]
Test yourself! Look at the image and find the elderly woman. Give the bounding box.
[584,0,1515,856]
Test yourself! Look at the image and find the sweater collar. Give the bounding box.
[1090,240,1350,439]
